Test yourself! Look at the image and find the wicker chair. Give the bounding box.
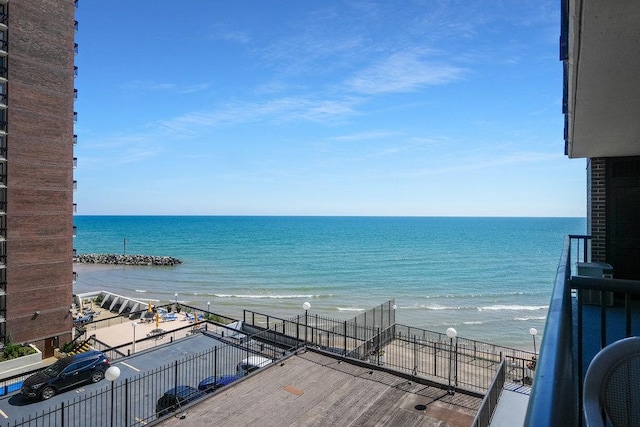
[583,336,640,427]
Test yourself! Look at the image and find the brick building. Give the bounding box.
[0,0,77,357]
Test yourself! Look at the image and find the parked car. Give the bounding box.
[156,385,207,417]
[197,373,241,392]
[21,350,110,400]
[236,355,272,375]
[197,355,272,393]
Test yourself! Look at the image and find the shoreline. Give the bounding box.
[72,263,537,352]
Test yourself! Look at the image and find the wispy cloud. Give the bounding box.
[176,83,211,94]
[209,24,251,44]
[79,134,164,166]
[121,80,210,94]
[151,95,364,137]
[347,51,466,95]
[407,151,563,177]
[330,130,397,141]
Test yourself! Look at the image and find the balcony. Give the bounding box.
[525,235,640,426]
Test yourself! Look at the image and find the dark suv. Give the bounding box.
[21,350,110,400]
[156,385,206,417]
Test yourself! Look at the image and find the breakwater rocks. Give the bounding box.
[73,253,182,266]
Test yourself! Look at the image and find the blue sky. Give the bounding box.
[74,0,585,217]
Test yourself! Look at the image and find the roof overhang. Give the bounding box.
[562,0,640,158]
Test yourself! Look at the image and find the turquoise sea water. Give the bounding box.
[72,216,585,349]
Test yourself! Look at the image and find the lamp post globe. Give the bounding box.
[105,366,121,382]
[530,327,538,354]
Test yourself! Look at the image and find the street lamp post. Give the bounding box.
[174,293,178,311]
[131,321,137,354]
[303,302,311,345]
[105,366,121,427]
[207,301,210,313]
[446,327,457,395]
[529,327,538,354]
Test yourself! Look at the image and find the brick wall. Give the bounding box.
[5,0,75,348]
[588,158,607,262]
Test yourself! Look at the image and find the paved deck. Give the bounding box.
[156,350,482,427]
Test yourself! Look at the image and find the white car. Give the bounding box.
[237,356,272,375]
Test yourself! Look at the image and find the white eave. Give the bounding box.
[564,0,640,159]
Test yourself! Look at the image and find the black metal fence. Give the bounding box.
[242,301,536,394]
[472,360,506,427]
[2,326,295,427]
[526,235,640,427]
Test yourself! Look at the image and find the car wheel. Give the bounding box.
[91,370,105,383]
[41,386,56,400]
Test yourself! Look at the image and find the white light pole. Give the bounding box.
[446,327,457,395]
[529,327,538,355]
[174,293,178,311]
[131,321,137,354]
[105,366,121,427]
[207,301,210,313]
[303,302,311,344]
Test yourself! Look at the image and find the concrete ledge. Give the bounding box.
[0,345,43,380]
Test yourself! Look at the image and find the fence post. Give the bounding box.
[344,321,347,355]
[296,315,300,344]
[61,401,65,427]
[125,378,129,426]
[455,340,458,387]
[174,360,179,391]
[433,341,437,376]
[413,335,418,376]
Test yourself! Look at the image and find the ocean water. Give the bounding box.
[72,216,585,349]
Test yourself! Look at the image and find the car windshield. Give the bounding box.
[42,360,67,376]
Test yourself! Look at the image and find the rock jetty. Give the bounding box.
[73,253,182,266]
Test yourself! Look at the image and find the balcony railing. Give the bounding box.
[525,235,640,426]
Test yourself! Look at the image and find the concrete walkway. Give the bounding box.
[490,388,530,426]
